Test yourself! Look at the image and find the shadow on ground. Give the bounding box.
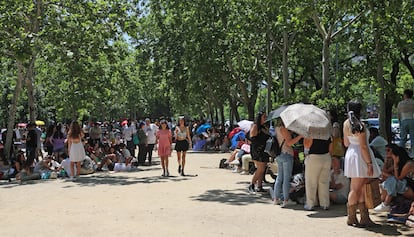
[189,188,271,206]
[0,167,198,188]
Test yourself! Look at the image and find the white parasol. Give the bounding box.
[280,103,332,140]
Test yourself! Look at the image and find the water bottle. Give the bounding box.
[60,169,66,178]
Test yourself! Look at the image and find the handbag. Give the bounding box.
[133,133,139,145]
[365,178,381,209]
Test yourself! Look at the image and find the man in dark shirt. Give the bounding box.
[25,123,38,173]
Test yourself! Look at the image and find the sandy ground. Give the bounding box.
[1,151,414,237]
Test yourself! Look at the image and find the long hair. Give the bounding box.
[53,123,65,139]
[255,111,264,126]
[46,124,55,137]
[68,121,82,138]
[389,145,411,173]
[347,101,364,133]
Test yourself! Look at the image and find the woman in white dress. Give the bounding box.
[343,101,381,227]
[67,121,86,180]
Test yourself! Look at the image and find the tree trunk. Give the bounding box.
[402,53,414,79]
[322,36,331,98]
[26,56,37,122]
[4,61,25,160]
[374,17,387,140]
[387,61,400,142]
[229,97,238,126]
[282,31,289,99]
[267,35,273,113]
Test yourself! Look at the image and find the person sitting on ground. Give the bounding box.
[119,143,133,165]
[329,156,350,204]
[80,156,96,174]
[113,143,133,172]
[33,156,54,175]
[193,134,208,151]
[230,129,245,151]
[219,136,230,153]
[88,143,115,171]
[240,153,253,175]
[13,150,26,175]
[58,153,70,177]
[369,127,388,161]
[46,155,62,172]
[228,141,251,173]
[374,145,414,212]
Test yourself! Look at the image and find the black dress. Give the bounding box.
[250,125,270,163]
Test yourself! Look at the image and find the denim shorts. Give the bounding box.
[381,176,407,196]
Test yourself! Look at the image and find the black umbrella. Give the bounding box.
[266,105,288,122]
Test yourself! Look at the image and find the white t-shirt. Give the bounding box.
[60,158,72,177]
[144,123,158,144]
[123,126,133,141]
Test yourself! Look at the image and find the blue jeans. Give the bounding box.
[400,119,414,155]
[274,152,293,201]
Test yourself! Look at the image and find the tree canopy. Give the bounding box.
[1,0,413,140]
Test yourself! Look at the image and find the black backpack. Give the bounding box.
[219,158,228,169]
[265,136,284,158]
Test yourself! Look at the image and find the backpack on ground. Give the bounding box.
[219,158,228,169]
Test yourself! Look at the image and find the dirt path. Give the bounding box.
[0,152,412,237]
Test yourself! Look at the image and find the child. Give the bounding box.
[156,120,172,177]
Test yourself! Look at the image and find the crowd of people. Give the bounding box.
[221,89,414,228]
[1,89,414,229]
[0,116,239,182]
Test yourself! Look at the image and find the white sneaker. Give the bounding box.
[229,159,240,165]
[240,171,249,175]
[374,202,390,212]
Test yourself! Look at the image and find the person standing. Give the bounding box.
[137,122,147,166]
[35,125,43,161]
[25,123,37,174]
[43,124,55,156]
[272,119,303,207]
[122,120,136,159]
[247,112,270,194]
[397,89,414,157]
[89,122,102,147]
[174,116,192,176]
[144,118,158,166]
[156,120,172,177]
[52,123,66,158]
[67,121,86,180]
[303,137,332,211]
[343,101,381,227]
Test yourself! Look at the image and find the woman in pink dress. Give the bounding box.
[156,120,172,177]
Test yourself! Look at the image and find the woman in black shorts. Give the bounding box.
[175,117,192,176]
[248,112,271,193]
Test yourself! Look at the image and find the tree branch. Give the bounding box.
[332,11,365,39]
[312,14,327,38]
